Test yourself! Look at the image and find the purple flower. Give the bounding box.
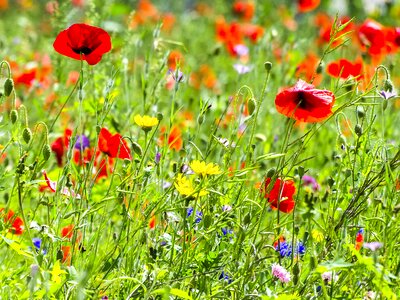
[271,263,291,283]
[233,64,252,74]
[222,205,232,212]
[363,242,383,251]
[380,90,397,100]
[302,175,320,192]
[74,135,90,150]
[233,44,249,56]
[155,152,161,164]
[167,69,185,83]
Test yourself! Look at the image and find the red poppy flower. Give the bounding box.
[275,79,335,123]
[358,19,386,56]
[233,1,255,21]
[298,0,320,13]
[53,23,111,65]
[1,209,24,235]
[262,178,296,213]
[326,58,363,80]
[61,224,74,239]
[159,125,183,151]
[98,128,131,160]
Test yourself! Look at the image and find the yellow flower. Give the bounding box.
[134,114,159,132]
[189,160,221,177]
[174,174,207,197]
[311,229,324,242]
[51,261,67,284]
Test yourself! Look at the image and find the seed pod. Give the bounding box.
[247,98,256,115]
[4,78,14,97]
[10,109,18,124]
[42,144,51,161]
[22,127,32,144]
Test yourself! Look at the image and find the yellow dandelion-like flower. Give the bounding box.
[134,114,159,132]
[189,160,221,177]
[311,229,324,242]
[174,174,207,197]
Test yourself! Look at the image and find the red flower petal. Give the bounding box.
[98,128,131,160]
[275,79,335,123]
[298,0,320,13]
[53,23,111,65]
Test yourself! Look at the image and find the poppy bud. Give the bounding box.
[197,114,204,125]
[10,109,18,124]
[96,125,101,135]
[4,78,14,97]
[316,62,324,74]
[383,79,394,92]
[297,166,305,178]
[344,169,352,177]
[266,167,276,178]
[264,61,272,71]
[42,144,51,161]
[156,112,163,121]
[131,142,143,157]
[22,127,32,144]
[355,124,363,137]
[356,107,365,119]
[247,98,256,115]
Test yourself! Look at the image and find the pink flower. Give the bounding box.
[271,263,291,283]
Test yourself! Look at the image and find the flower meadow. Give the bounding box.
[0,0,400,299]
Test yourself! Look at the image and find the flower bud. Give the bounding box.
[4,78,14,97]
[22,127,32,144]
[247,98,256,115]
[316,62,324,74]
[383,98,388,111]
[356,107,365,119]
[42,144,51,161]
[10,109,18,124]
[131,141,143,157]
[266,167,276,178]
[197,114,204,125]
[383,79,394,92]
[355,124,363,137]
[156,112,163,121]
[264,61,272,71]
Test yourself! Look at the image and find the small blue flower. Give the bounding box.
[32,238,42,250]
[187,207,202,223]
[219,271,233,284]
[221,228,233,236]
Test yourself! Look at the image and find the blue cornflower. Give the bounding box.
[32,238,42,250]
[219,271,233,284]
[187,207,202,223]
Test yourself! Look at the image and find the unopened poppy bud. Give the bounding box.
[337,134,346,145]
[356,107,365,118]
[383,79,394,92]
[96,125,101,135]
[10,109,18,124]
[297,166,305,178]
[247,98,256,115]
[243,213,251,225]
[42,144,51,161]
[22,127,32,144]
[266,167,276,178]
[156,112,163,121]
[345,169,352,177]
[316,62,324,74]
[197,114,204,125]
[355,124,363,136]
[264,61,272,71]
[4,78,14,97]
[131,142,143,157]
